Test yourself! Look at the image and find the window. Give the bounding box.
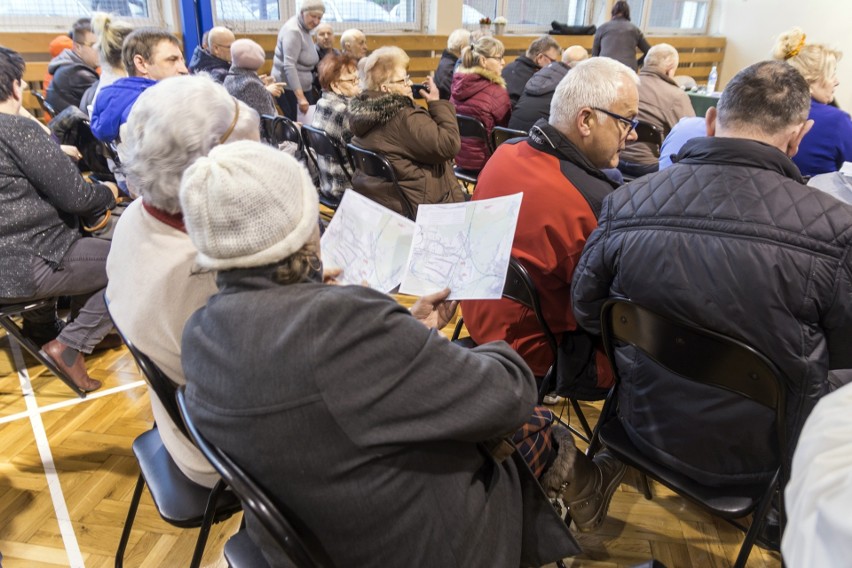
[646,0,709,33]
[624,0,711,34]
[465,0,589,31]
[215,0,422,32]
[0,0,161,31]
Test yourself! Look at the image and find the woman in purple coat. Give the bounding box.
[450,37,511,171]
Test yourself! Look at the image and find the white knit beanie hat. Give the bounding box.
[180,140,319,271]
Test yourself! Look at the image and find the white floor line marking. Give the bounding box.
[0,380,147,425]
[10,341,86,568]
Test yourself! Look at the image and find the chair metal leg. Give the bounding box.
[640,473,653,500]
[733,471,780,568]
[570,398,594,440]
[0,315,86,398]
[189,479,227,568]
[115,472,145,568]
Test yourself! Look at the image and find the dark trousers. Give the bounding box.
[7,237,112,353]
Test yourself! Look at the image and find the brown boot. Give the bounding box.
[562,449,626,532]
[41,340,102,393]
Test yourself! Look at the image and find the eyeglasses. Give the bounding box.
[592,107,639,133]
[337,76,359,85]
[387,74,411,86]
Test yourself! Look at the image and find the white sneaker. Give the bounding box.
[543,393,562,405]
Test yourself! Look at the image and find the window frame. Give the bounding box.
[636,0,712,36]
[0,1,166,33]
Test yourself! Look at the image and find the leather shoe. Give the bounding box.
[563,449,626,532]
[93,333,123,351]
[40,340,102,393]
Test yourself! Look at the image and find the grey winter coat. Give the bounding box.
[224,67,277,118]
[508,61,570,133]
[181,267,579,567]
[572,136,852,487]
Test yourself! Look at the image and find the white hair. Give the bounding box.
[549,57,639,133]
[118,75,260,213]
[644,43,679,71]
[447,28,471,54]
[340,28,364,49]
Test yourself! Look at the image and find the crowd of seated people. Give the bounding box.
[8,10,852,566]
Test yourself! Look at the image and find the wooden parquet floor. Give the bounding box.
[0,324,782,568]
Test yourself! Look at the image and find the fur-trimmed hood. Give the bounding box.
[451,66,506,102]
[348,91,415,137]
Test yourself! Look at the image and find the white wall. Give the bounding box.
[709,0,852,108]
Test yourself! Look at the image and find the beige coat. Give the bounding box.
[620,67,695,165]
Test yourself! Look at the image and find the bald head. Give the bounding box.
[562,45,589,68]
[341,28,367,60]
[208,26,235,63]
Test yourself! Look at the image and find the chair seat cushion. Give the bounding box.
[133,428,242,527]
[599,418,768,518]
[224,529,272,568]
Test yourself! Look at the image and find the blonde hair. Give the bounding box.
[772,27,841,86]
[461,36,504,69]
[92,12,134,71]
[361,45,408,91]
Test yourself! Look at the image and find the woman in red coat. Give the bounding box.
[450,36,511,171]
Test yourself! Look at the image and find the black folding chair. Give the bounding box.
[260,114,304,152]
[346,142,416,220]
[109,322,241,568]
[490,126,527,149]
[0,300,85,397]
[590,299,787,568]
[177,388,334,568]
[301,124,353,210]
[32,89,56,117]
[451,257,594,442]
[453,113,493,188]
[634,121,665,158]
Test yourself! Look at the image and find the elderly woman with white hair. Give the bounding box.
[773,27,852,176]
[105,74,260,488]
[272,0,325,120]
[618,42,694,178]
[434,28,470,100]
[348,46,465,217]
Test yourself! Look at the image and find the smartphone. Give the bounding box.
[411,83,429,99]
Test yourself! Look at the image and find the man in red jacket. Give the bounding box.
[462,56,638,402]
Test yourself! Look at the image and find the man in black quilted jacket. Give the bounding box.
[572,60,852,489]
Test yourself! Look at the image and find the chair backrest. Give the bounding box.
[176,388,331,568]
[108,317,189,440]
[32,89,56,116]
[456,113,493,153]
[490,126,527,150]
[261,114,303,149]
[634,121,665,158]
[301,124,352,183]
[502,257,560,359]
[600,299,786,451]
[346,142,415,220]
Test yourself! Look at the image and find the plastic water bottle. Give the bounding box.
[707,65,718,94]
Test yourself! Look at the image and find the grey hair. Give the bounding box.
[526,35,560,59]
[644,43,678,71]
[340,28,364,50]
[549,57,639,133]
[717,60,810,135]
[447,28,471,54]
[118,75,260,213]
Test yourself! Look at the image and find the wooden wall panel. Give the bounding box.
[5,31,725,114]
